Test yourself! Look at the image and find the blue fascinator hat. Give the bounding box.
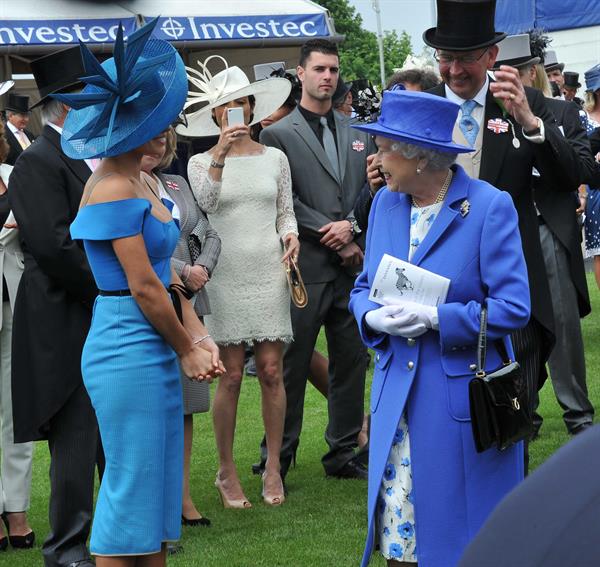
[352,89,472,154]
[585,64,600,93]
[52,18,187,159]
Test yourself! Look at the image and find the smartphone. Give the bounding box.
[227,107,245,126]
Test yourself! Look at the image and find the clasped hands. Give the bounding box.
[181,335,225,383]
[365,301,438,338]
[318,220,363,266]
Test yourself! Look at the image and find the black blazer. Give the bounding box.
[8,125,97,442]
[429,83,581,366]
[535,97,592,318]
[590,126,600,156]
[4,126,35,166]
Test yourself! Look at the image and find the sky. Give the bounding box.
[347,0,437,53]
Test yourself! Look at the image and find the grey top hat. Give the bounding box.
[494,34,540,69]
[544,50,564,72]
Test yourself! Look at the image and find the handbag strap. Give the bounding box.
[476,306,512,375]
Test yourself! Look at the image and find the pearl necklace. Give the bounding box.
[411,169,454,208]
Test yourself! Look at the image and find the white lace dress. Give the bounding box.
[188,146,298,345]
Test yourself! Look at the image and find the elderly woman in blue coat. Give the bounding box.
[349,89,531,567]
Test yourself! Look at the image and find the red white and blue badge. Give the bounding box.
[352,139,366,152]
[165,179,180,191]
[487,118,509,134]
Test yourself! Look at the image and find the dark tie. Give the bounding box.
[320,116,340,180]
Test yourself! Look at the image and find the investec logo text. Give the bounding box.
[159,16,321,40]
[0,21,129,45]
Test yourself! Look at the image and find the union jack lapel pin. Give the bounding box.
[487,118,509,134]
[460,199,470,218]
[352,139,365,152]
[165,179,180,191]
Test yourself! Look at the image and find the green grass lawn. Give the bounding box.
[4,274,600,566]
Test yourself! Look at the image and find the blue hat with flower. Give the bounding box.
[52,18,187,159]
[585,64,600,93]
[352,89,472,154]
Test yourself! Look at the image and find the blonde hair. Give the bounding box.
[532,64,552,98]
[584,91,598,113]
[156,127,178,172]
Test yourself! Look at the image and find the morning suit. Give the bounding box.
[159,172,221,413]
[4,125,35,166]
[0,165,33,515]
[260,107,375,474]
[535,97,595,431]
[590,126,600,155]
[350,165,531,567]
[8,125,100,567]
[430,83,580,394]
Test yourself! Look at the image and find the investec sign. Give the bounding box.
[0,14,329,45]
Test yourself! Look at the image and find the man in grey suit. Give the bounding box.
[259,39,375,479]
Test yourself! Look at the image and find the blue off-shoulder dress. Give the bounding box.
[70,198,183,556]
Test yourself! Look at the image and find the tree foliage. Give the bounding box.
[315,0,412,85]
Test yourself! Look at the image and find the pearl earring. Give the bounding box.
[416,167,422,175]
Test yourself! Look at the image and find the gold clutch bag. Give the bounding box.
[285,257,308,309]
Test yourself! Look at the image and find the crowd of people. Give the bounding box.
[0,0,599,566]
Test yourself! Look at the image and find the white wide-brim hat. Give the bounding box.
[176,55,291,138]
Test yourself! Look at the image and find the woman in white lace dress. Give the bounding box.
[183,59,298,509]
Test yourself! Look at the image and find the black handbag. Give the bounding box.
[468,307,533,453]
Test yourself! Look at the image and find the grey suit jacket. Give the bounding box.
[260,107,375,283]
[158,172,221,316]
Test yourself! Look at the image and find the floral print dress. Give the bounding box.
[583,114,600,258]
[377,201,443,563]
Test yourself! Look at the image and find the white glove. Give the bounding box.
[365,305,427,337]
[383,300,439,330]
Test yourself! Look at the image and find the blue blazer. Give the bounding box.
[349,165,531,567]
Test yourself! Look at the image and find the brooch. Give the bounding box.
[487,118,509,134]
[460,199,470,217]
[165,179,180,191]
[352,140,365,152]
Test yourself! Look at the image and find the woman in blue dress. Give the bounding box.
[54,20,224,567]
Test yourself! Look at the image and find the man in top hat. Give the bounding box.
[563,71,583,106]
[495,33,596,437]
[544,50,565,91]
[3,93,35,165]
[425,0,580,457]
[8,46,100,567]
[259,38,375,481]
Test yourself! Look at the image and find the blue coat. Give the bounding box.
[349,165,531,567]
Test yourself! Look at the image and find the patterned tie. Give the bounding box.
[319,116,340,180]
[17,130,30,150]
[459,100,479,147]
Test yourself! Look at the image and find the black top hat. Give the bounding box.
[333,76,352,105]
[29,46,86,109]
[563,71,581,89]
[543,51,564,73]
[5,93,30,113]
[423,0,506,52]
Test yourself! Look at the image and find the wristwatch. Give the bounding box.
[348,217,362,236]
[522,117,545,143]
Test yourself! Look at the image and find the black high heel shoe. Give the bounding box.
[1,513,35,549]
[181,514,211,527]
